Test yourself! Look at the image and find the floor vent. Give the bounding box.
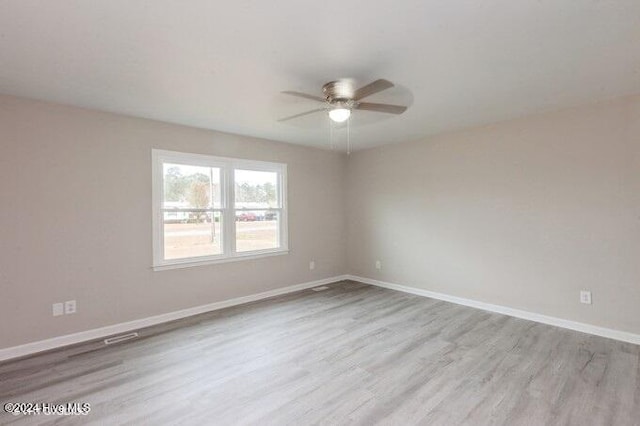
[104,332,139,345]
[311,286,330,292]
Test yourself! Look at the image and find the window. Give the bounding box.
[152,150,287,270]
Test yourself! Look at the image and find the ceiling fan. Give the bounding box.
[278,79,408,123]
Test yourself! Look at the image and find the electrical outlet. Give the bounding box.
[52,303,64,317]
[64,300,77,314]
[375,260,382,270]
[580,291,592,305]
[309,260,315,270]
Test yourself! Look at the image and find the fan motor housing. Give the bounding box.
[322,80,355,103]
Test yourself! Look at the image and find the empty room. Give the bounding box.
[1,1,639,425]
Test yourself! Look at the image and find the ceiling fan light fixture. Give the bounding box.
[329,107,351,123]
[279,79,407,124]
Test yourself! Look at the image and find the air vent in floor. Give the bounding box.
[104,332,139,345]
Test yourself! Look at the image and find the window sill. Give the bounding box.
[152,249,289,271]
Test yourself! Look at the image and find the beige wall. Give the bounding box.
[0,95,347,349]
[347,95,640,334]
[2,92,640,351]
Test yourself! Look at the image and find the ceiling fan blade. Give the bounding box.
[356,102,407,114]
[353,79,395,100]
[277,108,326,122]
[281,91,326,102]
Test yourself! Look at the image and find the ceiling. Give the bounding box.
[1,1,639,151]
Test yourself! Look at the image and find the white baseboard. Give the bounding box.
[347,275,640,346]
[0,275,349,362]
[5,273,636,362]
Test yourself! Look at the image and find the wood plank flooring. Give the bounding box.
[1,280,639,425]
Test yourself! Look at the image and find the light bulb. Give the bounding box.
[329,108,351,123]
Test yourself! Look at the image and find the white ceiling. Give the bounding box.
[1,1,639,151]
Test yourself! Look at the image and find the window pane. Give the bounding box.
[163,163,221,209]
[234,170,278,208]
[164,211,222,260]
[235,210,279,252]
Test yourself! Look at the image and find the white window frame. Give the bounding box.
[152,149,288,271]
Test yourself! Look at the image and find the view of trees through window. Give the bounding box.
[235,169,277,207]
[163,164,220,210]
[161,164,282,260]
[235,169,280,252]
[162,164,221,259]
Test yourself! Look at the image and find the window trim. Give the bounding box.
[152,149,288,271]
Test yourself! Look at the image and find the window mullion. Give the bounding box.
[223,165,236,255]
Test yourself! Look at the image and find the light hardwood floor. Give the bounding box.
[1,280,639,425]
